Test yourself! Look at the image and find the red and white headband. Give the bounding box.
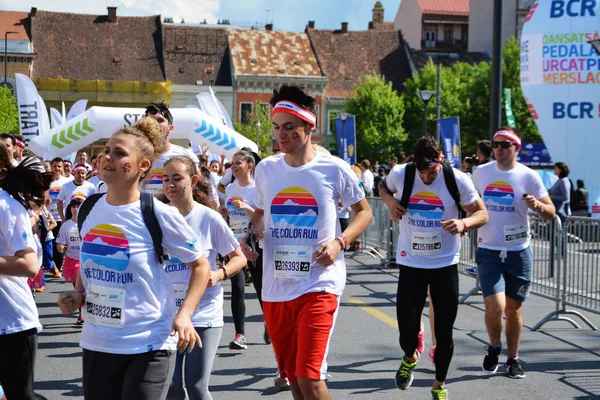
[272,101,317,127]
[73,165,87,174]
[493,130,521,147]
[15,139,25,149]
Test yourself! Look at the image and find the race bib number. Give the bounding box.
[504,223,528,245]
[274,245,312,280]
[85,284,126,328]
[411,232,442,256]
[230,219,248,239]
[173,283,188,309]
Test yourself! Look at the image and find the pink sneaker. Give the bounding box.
[417,329,425,354]
[428,346,436,365]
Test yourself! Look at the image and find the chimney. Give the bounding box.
[308,21,315,29]
[265,23,273,31]
[107,7,117,23]
[341,22,348,33]
[30,7,37,17]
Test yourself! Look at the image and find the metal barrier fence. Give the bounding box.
[352,197,598,331]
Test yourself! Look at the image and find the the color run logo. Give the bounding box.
[269,187,318,239]
[408,191,444,228]
[484,181,516,213]
[82,224,133,284]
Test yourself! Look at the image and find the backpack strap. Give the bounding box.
[77,193,105,238]
[442,163,466,219]
[140,192,168,263]
[399,162,417,210]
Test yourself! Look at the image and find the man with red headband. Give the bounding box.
[472,126,555,379]
[13,134,26,164]
[56,164,96,223]
[378,137,488,399]
[240,85,372,399]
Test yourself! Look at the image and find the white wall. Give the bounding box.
[170,85,234,120]
[394,0,423,50]
[469,0,518,55]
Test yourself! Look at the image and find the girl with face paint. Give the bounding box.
[162,155,246,400]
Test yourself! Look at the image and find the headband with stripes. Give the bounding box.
[493,130,521,147]
[272,101,317,127]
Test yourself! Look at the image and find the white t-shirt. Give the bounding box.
[472,161,548,251]
[87,175,103,191]
[164,204,238,328]
[386,164,479,269]
[225,181,257,243]
[41,207,55,241]
[0,190,42,335]
[57,181,96,216]
[56,219,81,260]
[79,196,204,354]
[142,144,200,196]
[361,169,375,193]
[255,152,365,302]
[48,176,71,220]
[219,168,234,187]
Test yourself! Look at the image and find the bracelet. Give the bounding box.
[334,237,345,251]
[338,235,348,248]
[461,218,468,230]
[219,266,228,280]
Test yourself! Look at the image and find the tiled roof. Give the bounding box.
[418,0,469,16]
[307,28,412,98]
[163,25,230,86]
[31,11,165,82]
[228,29,321,77]
[0,11,30,41]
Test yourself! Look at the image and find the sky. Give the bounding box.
[0,0,403,32]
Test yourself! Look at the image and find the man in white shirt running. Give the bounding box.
[241,85,372,400]
[472,126,555,379]
[360,159,374,197]
[379,137,488,400]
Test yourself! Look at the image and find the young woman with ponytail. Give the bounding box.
[0,142,54,400]
[161,155,246,400]
[57,118,212,400]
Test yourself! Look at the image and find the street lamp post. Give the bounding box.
[2,31,18,89]
[416,90,435,137]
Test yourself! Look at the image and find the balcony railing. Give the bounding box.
[421,39,467,52]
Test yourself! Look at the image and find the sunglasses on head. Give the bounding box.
[492,141,517,149]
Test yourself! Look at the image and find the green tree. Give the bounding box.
[343,73,407,161]
[0,86,18,133]
[233,100,273,158]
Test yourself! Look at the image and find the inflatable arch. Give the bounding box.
[29,106,258,161]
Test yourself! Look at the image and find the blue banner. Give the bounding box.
[335,116,356,165]
[438,117,461,169]
[517,143,553,167]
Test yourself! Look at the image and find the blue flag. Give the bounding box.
[438,117,461,169]
[335,116,357,165]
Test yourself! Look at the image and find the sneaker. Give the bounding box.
[52,267,61,278]
[264,325,271,344]
[431,386,449,400]
[76,317,84,326]
[465,267,478,277]
[395,354,419,390]
[505,357,525,379]
[417,329,425,354]
[482,345,501,373]
[34,285,46,292]
[428,346,436,365]
[229,334,247,350]
[274,377,291,391]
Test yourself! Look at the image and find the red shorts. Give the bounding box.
[62,256,80,283]
[264,292,340,382]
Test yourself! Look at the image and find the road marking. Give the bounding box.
[348,299,398,329]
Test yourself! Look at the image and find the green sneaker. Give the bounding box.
[394,355,418,390]
[432,386,449,400]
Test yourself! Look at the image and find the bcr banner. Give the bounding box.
[439,117,461,169]
[335,116,357,165]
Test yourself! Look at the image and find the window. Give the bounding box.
[424,25,437,47]
[444,26,453,42]
[240,102,253,125]
[461,26,468,44]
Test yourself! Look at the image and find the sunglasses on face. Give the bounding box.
[492,141,516,149]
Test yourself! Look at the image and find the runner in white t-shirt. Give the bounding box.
[56,164,96,222]
[0,146,54,399]
[379,137,488,399]
[161,155,246,400]
[240,85,372,399]
[57,117,212,400]
[471,126,555,379]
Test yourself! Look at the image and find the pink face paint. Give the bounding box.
[292,131,299,139]
[122,163,131,173]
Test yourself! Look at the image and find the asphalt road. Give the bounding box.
[28,253,600,399]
